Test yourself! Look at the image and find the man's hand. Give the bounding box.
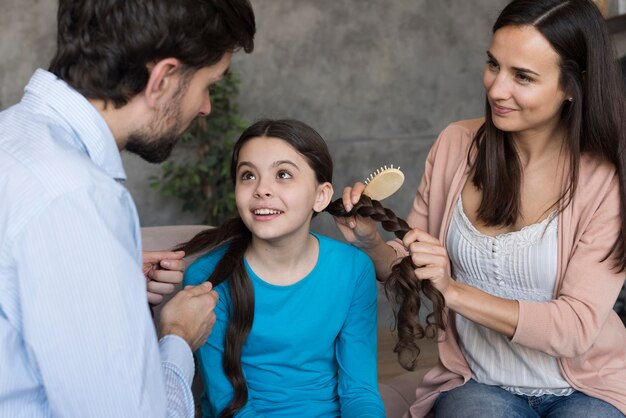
[158,282,219,351]
[143,250,186,305]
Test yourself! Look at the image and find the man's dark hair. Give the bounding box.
[49,0,255,107]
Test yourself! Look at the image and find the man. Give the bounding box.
[0,0,255,416]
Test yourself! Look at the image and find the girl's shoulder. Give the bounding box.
[315,232,366,255]
[314,233,374,270]
[182,245,229,286]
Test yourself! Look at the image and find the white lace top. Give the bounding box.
[446,196,573,396]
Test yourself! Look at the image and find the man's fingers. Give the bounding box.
[147,292,164,305]
[143,250,185,264]
[147,280,176,295]
[184,281,214,296]
[150,269,183,284]
[159,258,185,271]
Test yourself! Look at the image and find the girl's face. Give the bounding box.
[234,136,332,244]
[483,25,568,139]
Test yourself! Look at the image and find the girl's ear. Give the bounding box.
[313,182,333,213]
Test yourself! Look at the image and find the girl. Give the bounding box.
[181,119,385,418]
[337,0,626,417]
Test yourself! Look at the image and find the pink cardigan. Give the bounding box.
[392,119,626,417]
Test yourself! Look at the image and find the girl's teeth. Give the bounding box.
[254,209,281,215]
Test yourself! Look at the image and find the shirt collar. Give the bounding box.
[22,69,127,182]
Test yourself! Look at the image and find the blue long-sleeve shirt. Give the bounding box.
[0,69,195,417]
[184,233,385,418]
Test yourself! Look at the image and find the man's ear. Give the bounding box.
[313,182,334,213]
[144,58,182,108]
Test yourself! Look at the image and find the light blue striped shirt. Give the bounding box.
[0,69,195,417]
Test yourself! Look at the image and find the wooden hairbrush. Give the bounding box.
[363,164,405,201]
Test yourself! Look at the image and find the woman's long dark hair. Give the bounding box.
[324,196,447,371]
[177,119,334,418]
[472,0,626,271]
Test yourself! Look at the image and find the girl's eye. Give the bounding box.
[240,171,255,181]
[277,170,292,180]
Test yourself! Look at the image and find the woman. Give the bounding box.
[336,0,626,417]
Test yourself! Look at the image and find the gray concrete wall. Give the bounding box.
[229,0,508,239]
[4,0,625,241]
[0,0,507,235]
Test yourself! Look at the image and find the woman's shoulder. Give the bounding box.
[579,153,617,184]
[430,118,484,158]
[446,117,485,134]
[574,154,620,206]
[577,154,618,196]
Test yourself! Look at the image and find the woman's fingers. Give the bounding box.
[402,227,440,248]
[341,182,367,212]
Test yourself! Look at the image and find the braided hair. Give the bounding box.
[325,195,447,371]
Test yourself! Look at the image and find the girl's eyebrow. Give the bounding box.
[237,161,255,170]
[237,160,300,170]
[273,160,300,170]
[486,50,541,76]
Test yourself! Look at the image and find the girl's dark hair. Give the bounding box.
[472,0,626,270]
[324,196,447,371]
[49,0,256,107]
[178,119,333,418]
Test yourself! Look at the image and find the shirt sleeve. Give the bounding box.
[14,187,194,417]
[336,255,386,417]
[160,335,196,417]
[186,256,264,418]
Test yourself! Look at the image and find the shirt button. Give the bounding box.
[491,242,498,258]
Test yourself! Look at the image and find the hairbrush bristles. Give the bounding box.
[363,164,405,201]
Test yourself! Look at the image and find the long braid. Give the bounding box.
[175,218,254,418]
[325,195,447,371]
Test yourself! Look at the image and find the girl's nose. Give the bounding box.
[254,180,272,198]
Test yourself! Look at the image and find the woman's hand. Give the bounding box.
[333,182,382,250]
[403,228,519,336]
[402,228,454,297]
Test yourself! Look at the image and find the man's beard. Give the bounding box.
[126,78,190,164]
[125,118,182,163]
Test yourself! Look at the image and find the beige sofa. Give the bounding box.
[142,225,428,418]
